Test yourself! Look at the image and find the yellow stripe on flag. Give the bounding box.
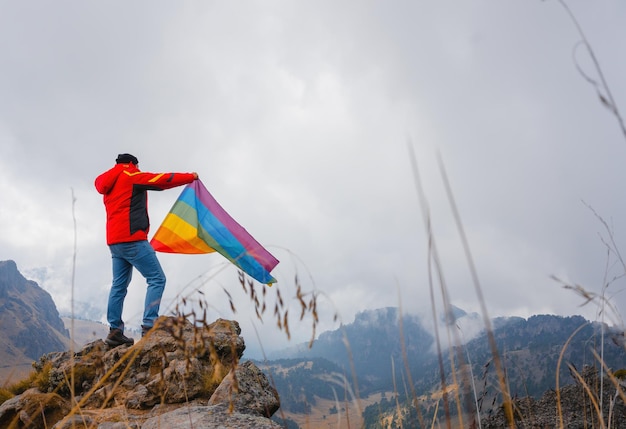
[156,213,216,253]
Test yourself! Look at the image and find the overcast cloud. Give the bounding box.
[1,1,625,357]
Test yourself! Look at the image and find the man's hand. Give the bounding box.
[192,172,199,180]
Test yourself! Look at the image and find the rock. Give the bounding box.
[209,360,280,417]
[51,414,93,428]
[97,423,140,429]
[1,316,280,428]
[0,388,70,428]
[141,405,282,429]
[31,316,245,410]
[482,366,626,428]
[112,316,244,409]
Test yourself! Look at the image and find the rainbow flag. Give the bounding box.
[150,180,279,285]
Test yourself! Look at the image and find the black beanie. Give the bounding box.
[116,153,139,165]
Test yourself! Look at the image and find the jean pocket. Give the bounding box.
[111,242,141,259]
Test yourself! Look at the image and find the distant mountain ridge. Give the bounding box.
[0,260,70,383]
[276,307,433,391]
[274,306,488,392]
[262,306,626,428]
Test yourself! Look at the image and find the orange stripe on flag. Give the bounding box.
[151,225,215,254]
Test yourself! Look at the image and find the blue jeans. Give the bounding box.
[107,240,166,332]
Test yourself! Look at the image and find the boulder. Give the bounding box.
[0,388,69,428]
[209,360,280,417]
[142,405,282,429]
[0,316,280,428]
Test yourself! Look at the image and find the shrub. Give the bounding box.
[0,388,14,405]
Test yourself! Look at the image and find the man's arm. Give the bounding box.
[128,171,198,191]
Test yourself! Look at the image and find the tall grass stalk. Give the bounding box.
[457,324,482,429]
[557,0,626,141]
[391,357,403,429]
[568,363,606,429]
[407,140,513,427]
[592,349,626,428]
[436,151,514,427]
[410,144,465,428]
[584,201,626,415]
[555,321,588,427]
[70,189,77,412]
[423,174,452,428]
[397,292,426,428]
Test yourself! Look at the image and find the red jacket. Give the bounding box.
[95,163,196,245]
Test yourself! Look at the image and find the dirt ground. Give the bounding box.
[278,392,386,429]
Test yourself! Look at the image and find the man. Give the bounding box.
[95,153,198,347]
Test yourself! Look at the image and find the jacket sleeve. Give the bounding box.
[94,165,122,195]
[128,171,196,191]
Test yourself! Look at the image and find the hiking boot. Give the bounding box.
[141,325,152,337]
[105,328,134,347]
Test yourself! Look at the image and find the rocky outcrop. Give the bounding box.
[209,360,280,417]
[482,366,626,429]
[0,316,280,428]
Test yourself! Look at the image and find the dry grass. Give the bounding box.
[281,393,386,429]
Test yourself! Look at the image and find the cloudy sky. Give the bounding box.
[1,1,625,357]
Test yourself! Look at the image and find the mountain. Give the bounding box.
[0,260,70,384]
[481,365,626,428]
[261,307,626,428]
[276,307,434,393]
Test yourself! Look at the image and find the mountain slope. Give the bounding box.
[265,307,626,428]
[0,260,70,384]
[277,307,434,393]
